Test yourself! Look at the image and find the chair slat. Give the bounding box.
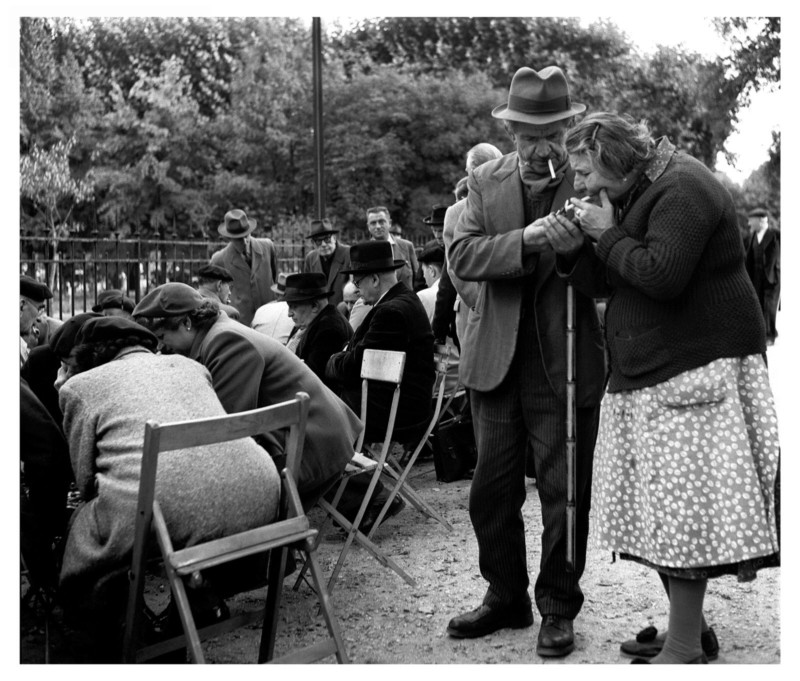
[360,348,405,383]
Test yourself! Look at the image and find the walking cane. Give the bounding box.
[565,281,577,573]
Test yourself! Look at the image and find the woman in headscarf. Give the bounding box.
[544,112,780,664]
[55,316,281,652]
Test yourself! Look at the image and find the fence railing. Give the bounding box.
[20,235,308,320]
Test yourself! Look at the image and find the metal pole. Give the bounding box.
[565,282,577,572]
[312,17,325,219]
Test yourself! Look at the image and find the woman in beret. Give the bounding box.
[546,112,779,663]
[133,283,362,507]
[55,316,281,651]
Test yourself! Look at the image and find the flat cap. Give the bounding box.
[20,275,53,302]
[198,264,233,282]
[133,283,205,318]
[49,312,102,359]
[418,243,445,265]
[92,289,135,313]
[75,316,157,347]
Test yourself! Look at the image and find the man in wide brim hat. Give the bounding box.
[282,273,333,304]
[422,205,448,227]
[217,209,257,238]
[340,241,406,276]
[305,218,339,240]
[491,65,585,126]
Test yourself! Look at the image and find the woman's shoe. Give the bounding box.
[631,653,708,664]
[621,626,719,661]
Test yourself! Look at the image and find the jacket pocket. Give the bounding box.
[612,326,671,378]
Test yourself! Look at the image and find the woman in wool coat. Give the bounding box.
[56,316,281,638]
[544,112,779,664]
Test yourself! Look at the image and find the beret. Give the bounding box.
[133,283,205,318]
[417,243,445,265]
[49,312,102,359]
[197,264,233,282]
[20,275,53,302]
[75,316,157,347]
[92,289,135,313]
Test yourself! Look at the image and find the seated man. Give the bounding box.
[251,273,294,344]
[196,264,241,320]
[336,280,360,321]
[283,273,352,388]
[92,289,135,319]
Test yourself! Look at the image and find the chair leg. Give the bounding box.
[377,466,454,533]
[258,546,288,663]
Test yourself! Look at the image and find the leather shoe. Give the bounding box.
[536,615,575,657]
[621,625,719,661]
[447,602,534,639]
[631,653,708,664]
[359,495,406,536]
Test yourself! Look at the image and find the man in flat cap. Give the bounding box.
[196,264,241,320]
[92,289,135,319]
[447,66,605,657]
[302,218,351,307]
[210,209,278,326]
[744,207,780,345]
[20,275,52,365]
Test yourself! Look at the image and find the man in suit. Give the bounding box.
[365,206,419,292]
[302,218,351,307]
[446,66,606,658]
[196,264,241,320]
[283,272,352,388]
[744,207,780,345]
[210,209,278,326]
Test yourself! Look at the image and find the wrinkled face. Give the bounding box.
[353,272,379,305]
[569,152,629,201]
[287,301,319,330]
[151,319,196,356]
[431,226,444,247]
[20,296,44,337]
[367,211,391,241]
[510,121,568,177]
[312,233,337,257]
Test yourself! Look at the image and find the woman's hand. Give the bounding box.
[542,212,585,255]
[572,189,615,241]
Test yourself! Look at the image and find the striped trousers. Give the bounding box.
[468,312,599,619]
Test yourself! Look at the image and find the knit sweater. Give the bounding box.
[566,145,765,392]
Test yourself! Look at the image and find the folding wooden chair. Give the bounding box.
[122,392,349,664]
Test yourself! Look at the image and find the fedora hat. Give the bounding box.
[492,66,586,126]
[306,218,339,239]
[218,209,257,238]
[341,241,406,275]
[270,272,289,295]
[748,207,769,218]
[422,204,448,227]
[282,273,332,303]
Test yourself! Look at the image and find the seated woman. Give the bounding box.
[55,316,281,654]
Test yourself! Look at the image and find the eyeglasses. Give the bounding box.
[352,274,370,288]
[312,235,334,245]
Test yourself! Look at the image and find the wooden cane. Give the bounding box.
[565,281,577,573]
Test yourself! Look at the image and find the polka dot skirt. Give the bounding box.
[592,355,780,572]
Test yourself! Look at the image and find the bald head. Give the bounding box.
[466,143,503,172]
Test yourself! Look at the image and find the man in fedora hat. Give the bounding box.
[283,272,352,388]
[365,206,419,292]
[302,218,352,307]
[447,65,606,657]
[326,240,434,445]
[251,272,294,345]
[744,207,780,344]
[196,264,241,321]
[210,208,278,326]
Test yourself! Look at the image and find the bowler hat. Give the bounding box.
[306,218,339,239]
[132,283,206,318]
[341,241,406,275]
[283,273,332,303]
[492,66,585,126]
[218,209,257,238]
[198,264,233,282]
[92,289,135,313]
[20,275,53,302]
[75,316,157,348]
[418,243,445,265]
[270,272,289,295]
[422,205,448,227]
[748,207,769,218]
[49,312,102,359]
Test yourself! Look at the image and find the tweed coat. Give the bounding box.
[296,303,353,388]
[449,152,606,406]
[58,349,280,612]
[189,313,362,493]
[210,237,278,326]
[326,282,434,443]
[302,242,351,307]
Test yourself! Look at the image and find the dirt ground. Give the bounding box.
[20,459,780,665]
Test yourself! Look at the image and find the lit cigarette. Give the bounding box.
[548,159,556,179]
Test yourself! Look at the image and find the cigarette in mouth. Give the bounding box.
[548,159,556,179]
